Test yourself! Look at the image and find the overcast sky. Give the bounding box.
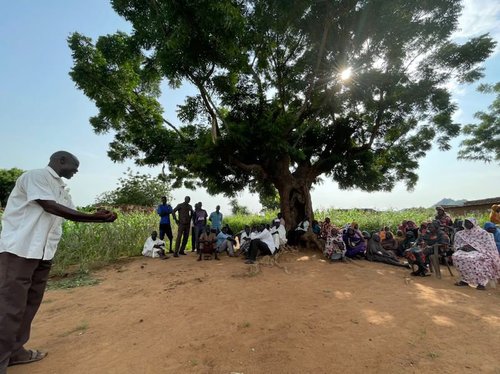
[1,0,499,214]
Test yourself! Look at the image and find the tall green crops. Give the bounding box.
[0,208,492,276]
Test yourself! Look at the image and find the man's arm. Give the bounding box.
[36,200,116,223]
[171,204,180,223]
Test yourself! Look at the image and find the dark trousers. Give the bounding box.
[174,223,190,254]
[193,225,204,252]
[0,252,51,373]
[248,239,272,261]
[159,223,173,252]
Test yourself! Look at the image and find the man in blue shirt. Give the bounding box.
[209,205,223,233]
[216,226,235,256]
[157,196,173,253]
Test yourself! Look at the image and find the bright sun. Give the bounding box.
[340,67,352,81]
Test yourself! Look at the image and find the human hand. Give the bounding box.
[94,210,118,222]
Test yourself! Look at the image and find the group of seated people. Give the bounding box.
[313,206,500,290]
[143,205,500,290]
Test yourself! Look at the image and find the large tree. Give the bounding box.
[458,82,500,163]
[69,0,495,229]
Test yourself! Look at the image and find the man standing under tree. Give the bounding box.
[0,151,117,373]
[172,196,193,257]
[209,205,223,233]
[157,196,173,253]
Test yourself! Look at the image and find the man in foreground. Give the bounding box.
[0,151,117,373]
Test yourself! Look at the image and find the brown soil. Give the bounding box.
[9,250,500,374]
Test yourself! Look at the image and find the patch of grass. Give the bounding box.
[238,321,251,329]
[47,273,100,290]
[60,321,89,337]
[428,351,439,359]
[189,359,199,366]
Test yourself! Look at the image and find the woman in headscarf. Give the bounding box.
[401,220,419,236]
[418,222,429,237]
[395,230,405,248]
[324,226,346,261]
[490,205,500,224]
[398,231,416,257]
[381,231,398,255]
[320,217,333,240]
[452,218,500,290]
[366,233,408,267]
[342,225,366,258]
[378,226,392,241]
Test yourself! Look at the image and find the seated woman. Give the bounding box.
[381,231,398,255]
[395,230,405,247]
[378,226,391,241]
[405,220,450,276]
[398,231,416,257]
[453,218,500,290]
[324,226,346,261]
[399,220,419,237]
[319,218,333,239]
[342,226,366,258]
[490,205,500,224]
[418,222,429,237]
[366,233,408,267]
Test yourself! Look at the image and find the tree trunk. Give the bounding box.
[276,178,313,231]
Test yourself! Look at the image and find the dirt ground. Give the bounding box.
[8,249,500,374]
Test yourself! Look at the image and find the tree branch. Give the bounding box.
[228,156,269,179]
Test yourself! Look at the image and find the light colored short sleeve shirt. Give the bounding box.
[0,167,74,260]
[209,211,223,230]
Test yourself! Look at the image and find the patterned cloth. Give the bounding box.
[320,221,333,239]
[324,232,346,261]
[452,218,500,286]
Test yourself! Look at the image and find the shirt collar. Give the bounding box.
[45,166,66,187]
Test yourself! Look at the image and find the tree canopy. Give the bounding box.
[458,82,500,164]
[0,168,24,207]
[95,168,171,207]
[69,0,495,228]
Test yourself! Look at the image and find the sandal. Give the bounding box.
[8,349,47,366]
[454,280,468,287]
[476,284,486,290]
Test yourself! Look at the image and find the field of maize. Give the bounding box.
[0,208,491,277]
